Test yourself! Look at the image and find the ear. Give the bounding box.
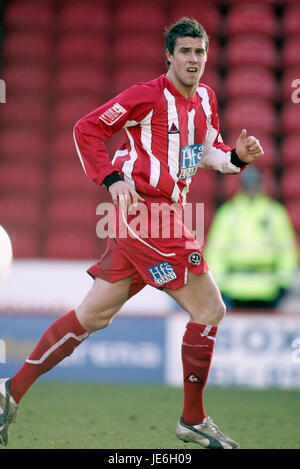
[166,49,173,65]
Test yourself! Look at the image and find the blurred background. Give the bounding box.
[0,0,300,390]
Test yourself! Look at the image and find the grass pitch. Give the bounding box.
[2,382,300,449]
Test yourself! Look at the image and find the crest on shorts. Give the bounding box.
[148,262,177,286]
[188,251,202,266]
[99,103,127,125]
[185,373,204,384]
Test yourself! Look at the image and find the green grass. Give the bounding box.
[2,382,300,449]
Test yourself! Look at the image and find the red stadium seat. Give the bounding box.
[281,103,300,135]
[283,5,300,38]
[48,163,97,196]
[281,168,300,201]
[282,67,300,102]
[44,229,99,259]
[0,96,48,128]
[9,227,40,258]
[114,34,165,67]
[46,195,98,230]
[52,96,101,129]
[226,3,278,37]
[225,67,278,102]
[2,63,51,95]
[56,34,107,64]
[58,2,110,32]
[50,130,77,163]
[283,38,300,68]
[0,129,46,162]
[55,65,107,97]
[2,32,52,62]
[281,134,300,168]
[200,67,220,95]
[111,64,164,95]
[0,196,42,228]
[286,200,300,233]
[224,99,277,135]
[169,2,221,36]
[115,3,166,34]
[188,169,217,201]
[226,35,277,69]
[0,162,44,196]
[4,0,55,31]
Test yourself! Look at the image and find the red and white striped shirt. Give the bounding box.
[73,74,241,205]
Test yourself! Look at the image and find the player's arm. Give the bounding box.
[73,84,157,209]
[199,89,263,173]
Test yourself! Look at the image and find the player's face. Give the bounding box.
[166,37,207,98]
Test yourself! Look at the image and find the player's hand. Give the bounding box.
[109,180,145,210]
[235,129,264,164]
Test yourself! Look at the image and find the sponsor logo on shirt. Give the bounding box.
[99,103,127,125]
[179,143,204,179]
[148,262,177,286]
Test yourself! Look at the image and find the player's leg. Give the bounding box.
[0,276,133,446]
[164,270,239,449]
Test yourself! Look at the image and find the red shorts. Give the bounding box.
[88,196,208,297]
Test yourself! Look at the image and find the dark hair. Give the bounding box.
[165,17,209,66]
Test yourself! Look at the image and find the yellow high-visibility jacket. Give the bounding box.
[204,192,299,302]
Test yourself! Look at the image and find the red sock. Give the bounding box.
[9,310,89,403]
[181,322,217,426]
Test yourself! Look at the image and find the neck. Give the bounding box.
[166,70,197,99]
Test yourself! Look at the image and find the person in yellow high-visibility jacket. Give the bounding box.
[204,167,299,309]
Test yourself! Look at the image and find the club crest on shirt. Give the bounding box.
[188,251,202,266]
[148,262,177,286]
[99,103,127,125]
[179,143,204,179]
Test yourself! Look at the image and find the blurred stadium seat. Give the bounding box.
[282,5,300,38]
[9,227,40,258]
[44,229,99,259]
[56,34,107,64]
[281,168,300,201]
[2,32,52,62]
[225,66,278,102]
[224,98,277,135]
[48,163,98,197]
[0,196,42,228]
[226,35,277,69]
[169,2,221,36]
[200,66,220,95]
[0,129,46,163]
[46,195,98,230]
[281,134,300,168]
[282,38,300,68]
[114,34,165,67]
[55,64,107,97]
[111,64,164,95]
[58,2,110,32]
[226,3,278,37]
[115,3,165,34]
[0,96,48,128]
[0,162,44,196]
[2,63,51,96]
[281,103,300,134]
[52,96,101,129]
[4,0,55,31]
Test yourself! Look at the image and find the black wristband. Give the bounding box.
[230,149,249,168]
[103,171,123,190]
